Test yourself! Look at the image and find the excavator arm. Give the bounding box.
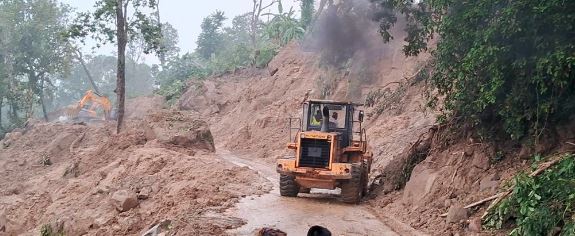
[67,90,112,121]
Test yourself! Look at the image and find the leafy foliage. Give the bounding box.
[483,154,575,235]
[263,3,305,46]
[372,0,575,140]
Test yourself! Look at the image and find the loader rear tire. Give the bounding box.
[341,163,363,204]
[280,174,299,197]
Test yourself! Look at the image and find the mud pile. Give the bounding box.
[0,109,270,235]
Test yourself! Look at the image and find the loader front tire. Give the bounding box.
[280,174,299,197]
[341,163,363,204]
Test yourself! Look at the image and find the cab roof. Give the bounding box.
[306,99,363,106]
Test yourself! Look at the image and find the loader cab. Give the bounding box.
[302,100,358,147]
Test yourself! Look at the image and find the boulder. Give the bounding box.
[145,111,215,152]
[446,206,468,223]
[111,190,139,212]
[403,166,438,206]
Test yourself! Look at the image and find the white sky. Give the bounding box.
[61,0,300,64]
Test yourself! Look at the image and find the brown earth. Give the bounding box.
[0,107,270,235]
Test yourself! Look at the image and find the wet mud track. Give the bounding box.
[219,151,403,236]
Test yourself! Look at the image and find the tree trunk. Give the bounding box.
[115,0,128,133]
[39,78,49,122]
[75,48,101,95]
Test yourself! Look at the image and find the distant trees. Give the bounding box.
[153,0,312,102]
[0,0,71,127]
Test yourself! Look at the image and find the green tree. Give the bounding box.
[196,11,226,60]
[373,0,575,141]
[157,22,180,65]
[68,0,163,133]
[0,0,71,122]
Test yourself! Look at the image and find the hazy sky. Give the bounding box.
[61,0,300,64]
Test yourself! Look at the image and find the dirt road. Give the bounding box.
[219,151,413,236]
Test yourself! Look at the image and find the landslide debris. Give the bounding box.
[0,108,270,235]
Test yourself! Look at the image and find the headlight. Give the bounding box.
[300,133,305,138]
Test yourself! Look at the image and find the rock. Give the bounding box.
[446,206,468,223]
[402,166,438,206]
[137,187,152,200]
[468,217,482,232]
[111,190,139,212]
[472,152,490,170]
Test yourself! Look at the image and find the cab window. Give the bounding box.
[307,103,347,130]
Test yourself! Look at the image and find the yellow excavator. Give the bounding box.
[64,90,113,121]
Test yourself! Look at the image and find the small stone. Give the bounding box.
[468,217,482,232]
[138,187,152,200]
[446,206,468,223]
[111,190,139,212]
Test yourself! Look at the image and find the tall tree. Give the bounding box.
[196,11,226,60]
[68,0,162,133]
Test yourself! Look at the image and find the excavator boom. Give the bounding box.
[65,90,112,121]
